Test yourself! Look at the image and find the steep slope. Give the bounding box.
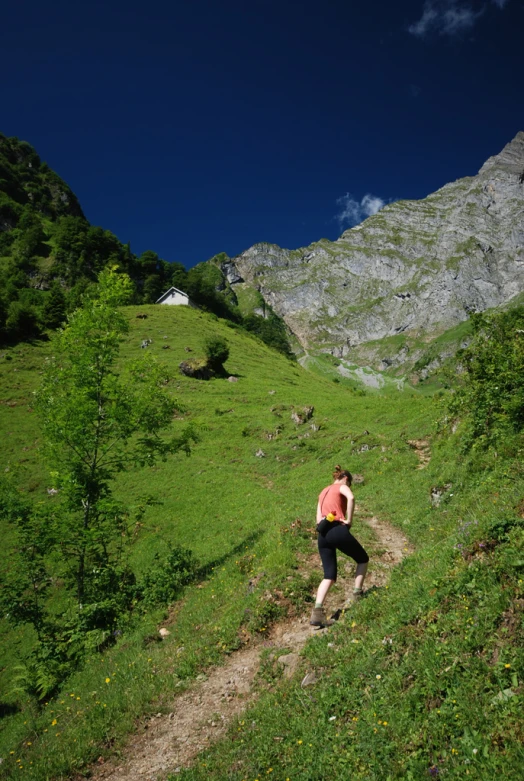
[221,132,524,359]
[0,303,430,779]
[1,304,523,780]
[0,133,84,230]
[0,134,295,356]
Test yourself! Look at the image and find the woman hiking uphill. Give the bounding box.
[310,465,369,628]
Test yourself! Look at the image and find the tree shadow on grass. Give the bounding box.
[0,702,20,718]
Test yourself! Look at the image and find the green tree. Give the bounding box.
[42,281,67,329]
[5,299,40,340]
[169,261,188,291]
[35,268,196,604]
[52,218,126,284]
[138,253,178,302]
[142,273,164,303]
[243,313,295,359]
[12,209,49,269]
[52,215,90,283]
[137,250,160,275]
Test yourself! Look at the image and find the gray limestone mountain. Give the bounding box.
[220,132,524,372]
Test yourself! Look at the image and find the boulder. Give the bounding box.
[179,360,213,380]
[291,405,315,425]
[277,653,300,678]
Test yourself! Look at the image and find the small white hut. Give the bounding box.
[155,287,196,307]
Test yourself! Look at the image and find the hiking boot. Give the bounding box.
[309,606,335,628]
[342,589,364,610]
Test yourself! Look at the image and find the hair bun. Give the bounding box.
[332,465,352,485]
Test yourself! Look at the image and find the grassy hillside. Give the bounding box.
[0,134,293,354]
[0,304,523,780]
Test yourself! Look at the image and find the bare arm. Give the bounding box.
[316,500,323,523]
[340,485,355,527]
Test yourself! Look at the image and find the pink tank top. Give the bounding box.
[318,484,347,521]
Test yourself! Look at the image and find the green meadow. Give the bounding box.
[0,304,523,780]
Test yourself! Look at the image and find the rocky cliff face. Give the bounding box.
[222,132,524,358]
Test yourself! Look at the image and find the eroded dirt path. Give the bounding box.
[407,438,431,469]
[92,515,412,781]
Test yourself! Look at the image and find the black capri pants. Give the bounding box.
[318,523,369,582]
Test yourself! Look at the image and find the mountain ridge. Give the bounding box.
[220,132,524,363]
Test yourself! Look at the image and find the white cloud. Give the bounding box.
[408,1,483,37]
[336,193,386,229]
[408,4,439,36]
[361,194,386,216]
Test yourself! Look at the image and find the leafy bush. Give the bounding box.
[486,512,523,543]
[204,336,230,373]
[13,649,75,702]
[140,544,199,607]
[446,307,524,450]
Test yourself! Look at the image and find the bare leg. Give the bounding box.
[354,562,368,591]
[315,578,334,606]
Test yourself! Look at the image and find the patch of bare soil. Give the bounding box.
[90,516,412,781]
[407,439,431,469]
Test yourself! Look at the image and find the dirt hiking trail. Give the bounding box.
[407,439,431,469]
[91,514,412,781]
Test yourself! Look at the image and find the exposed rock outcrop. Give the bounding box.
[179,360,213,380]
[222,133,524,359]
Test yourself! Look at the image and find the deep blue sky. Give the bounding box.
[1,0,523,267]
